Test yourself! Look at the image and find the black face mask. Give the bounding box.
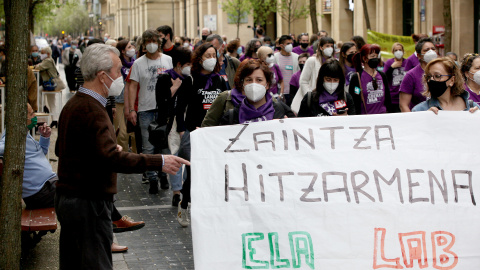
[175,42,180,47]
[367,58,380,69]
[254,46,260,53]
[202,35,208,41]
[428,77,451,98]
[161,38,168,47]
[275,47,281,51]
[299,64,304,71]
[346,54,354,63]
[300,43,308,49]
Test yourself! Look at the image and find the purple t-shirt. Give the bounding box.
[344,64,356,86]
[290,70,301,89]
[360,71,387,114]
[384,58,407,105]
[239,54,252,62]
[292,45,314,56]
[465,84,480,103]
[399,64,427,109]
[269,64,284,94]
[404,52,419,72]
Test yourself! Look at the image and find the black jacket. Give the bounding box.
[297,90,356,117]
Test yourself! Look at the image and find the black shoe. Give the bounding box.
[50,121,58,128]
[172,194,181,207]
[141,173,149,184]
[149,180,158,194]
[160,174,169,190]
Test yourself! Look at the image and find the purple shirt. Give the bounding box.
[239,54,253,62]
[465,84,480,103]
[399,64,427,109]
[360,71,387,114]
[292,45,314,56]
[344,64,356,86]
[404,52,419,72]
[384,58,407,105]
[290,70,301,89]
[269,64,284,94]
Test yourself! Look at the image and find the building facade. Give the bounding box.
[100,0,479,56]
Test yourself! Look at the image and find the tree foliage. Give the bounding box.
[37,0,90,37]
[277,0,309,34]
[222,0,251,39]
[249,0,277,26]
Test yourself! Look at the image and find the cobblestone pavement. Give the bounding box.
[114,173,194,270]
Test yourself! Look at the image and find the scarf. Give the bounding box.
[230,88,245,107]
[165,68,184,80]
[238,92,275,124]
[121,57,135,79]
[199,72,219,90]
[318,90,339,116]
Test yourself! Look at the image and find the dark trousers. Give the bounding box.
[64,65,77,91]
[55,194,113,270]
[180,166,191,209]
[23,176,58,209]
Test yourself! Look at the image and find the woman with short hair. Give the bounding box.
[460,53,480,103]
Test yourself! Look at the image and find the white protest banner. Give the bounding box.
[190,111,480,270]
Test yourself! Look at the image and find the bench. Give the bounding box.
[0,158,57,248]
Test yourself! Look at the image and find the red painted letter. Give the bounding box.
[431,231,458,270]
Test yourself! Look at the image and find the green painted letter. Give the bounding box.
[242,233,269,269]
[289,231,314,269]
[268,232,291,268]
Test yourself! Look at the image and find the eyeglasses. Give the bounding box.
[267,53,273,57]
[424,74,452,82]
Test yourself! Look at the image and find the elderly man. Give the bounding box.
[55,44,189,269]
[195,27,211,48]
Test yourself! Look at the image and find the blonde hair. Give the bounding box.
[257,46,273,62]
[391,42,404,53]
[423,57,465,97]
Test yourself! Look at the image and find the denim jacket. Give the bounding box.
[412,90,480,112]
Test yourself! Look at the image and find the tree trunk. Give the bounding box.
[362,0,371,30]
[0,0,29,269]
[443,0,452,53]
[309,0,318,35]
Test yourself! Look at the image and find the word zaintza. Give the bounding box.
[242,229,458,269]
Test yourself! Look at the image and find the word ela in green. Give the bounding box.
[242,231,314,269]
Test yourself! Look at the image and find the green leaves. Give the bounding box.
[222,0,251,38]
[277,0,309,33]
[36,0,90,36]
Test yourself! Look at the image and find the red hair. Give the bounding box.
[352,44,381,72]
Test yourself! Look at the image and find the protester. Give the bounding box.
[404,33,428,71]
[399,37,437,112]
[195,27,211,48]
[129,29,173,194]
[383,42,407,112]
[226,39,241,59]
[319,30,328,38]
[291,37,336,112]
[257,46,283,96]
[29,45,42,66]
[446,52,458,65]
[62,39,82,91]
[338,42,357,87]
[297,59,355,117]
[175,43,227,226]
[50,40,61,64]
[263,36,274,50]
[239,39,262,61]
[220,59,294,124]
[34,46,64,127]
[461,53,480,103]
[55,44,189,269]
[348,44,392,115]
[412,57,480,113]
[206,34,240,90]
[157,25,180,60]
[155,47,192,207]
[292,33,314,56]
[351,36,366,52]
[274,35,299,106]
[105,39,117,47]
[289,53,309,100]
[114,39,136,152]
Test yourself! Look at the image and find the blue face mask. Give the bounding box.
[237,47,242,55]
[32,52,39,58]
[217,51,220,58]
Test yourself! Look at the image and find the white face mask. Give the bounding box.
[202,58,216,72]
[146,43,158,54]
[126,49,136,58]
[103,73,124,97]
[470,70,480,85]
[265,55,275,64]
[323,47,334,58]
[422,49,437,63]
[182,66,191,76]
[244,83,267,103]
[40,53,48,60]
[183,42,189,48]
[323,82,339,95]
[284,44,293,53]
[394,50,404,59]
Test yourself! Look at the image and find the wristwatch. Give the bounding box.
[129,109,136,113]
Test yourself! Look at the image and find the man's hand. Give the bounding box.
[38,123,51,138]
[127,111,137,126]
[162,155,191,175]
